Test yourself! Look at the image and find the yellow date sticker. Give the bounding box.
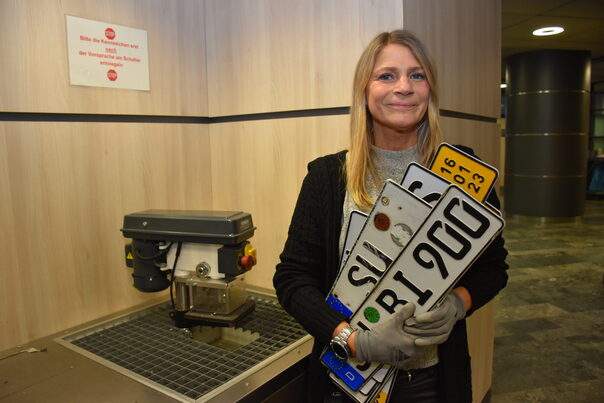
[430,143,498,202]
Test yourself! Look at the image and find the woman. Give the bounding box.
[273,30,508,402]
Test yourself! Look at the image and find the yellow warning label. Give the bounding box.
[126,252,133,260]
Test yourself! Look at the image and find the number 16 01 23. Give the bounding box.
[429,143,498,202]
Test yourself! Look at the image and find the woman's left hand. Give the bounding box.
[403,292,466,346]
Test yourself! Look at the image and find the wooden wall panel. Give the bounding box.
[467,300,496,403]
[0,0,207,116]
[205,0,404,116]
[403,0,501,118]
[208,115,349,290]
[0,122,212,350]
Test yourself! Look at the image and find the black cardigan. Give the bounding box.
[273,149,509,402]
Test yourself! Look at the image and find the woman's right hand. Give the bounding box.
[354,302,418,367]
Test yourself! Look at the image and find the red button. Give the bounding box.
[239,255,255,269]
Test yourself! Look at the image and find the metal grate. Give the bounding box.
[59,294,308,401]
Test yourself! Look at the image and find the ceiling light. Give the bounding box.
[532,27,564,36]
[500,83,507,89]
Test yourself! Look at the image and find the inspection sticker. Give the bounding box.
[429,143,498,202]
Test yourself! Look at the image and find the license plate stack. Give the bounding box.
[321,143,505,402]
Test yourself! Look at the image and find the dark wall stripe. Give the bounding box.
[208,107,350,123]
[0,112,210,124]
[1,107,496,124]
[439,109,497,123]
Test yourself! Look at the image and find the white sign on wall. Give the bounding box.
[65,15,150,91]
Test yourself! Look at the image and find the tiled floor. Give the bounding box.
[490,200,604,402]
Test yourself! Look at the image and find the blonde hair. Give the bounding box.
[347,30,443,211]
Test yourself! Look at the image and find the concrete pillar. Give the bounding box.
[504,50,590,219]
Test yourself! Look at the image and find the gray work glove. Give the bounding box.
[355,302,418,368]
[404,293,466,346]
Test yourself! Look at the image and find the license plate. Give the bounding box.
[321,348,383,393]
[323,180,431,388]
[322,349,373,391]
[334,185,504,389]
[339,210,368,272]
[429,143,498,202]
[329,364,395,403]
[327,180,431,317]
[400,162,450,206]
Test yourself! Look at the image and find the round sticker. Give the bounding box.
[364,307,380,323]
[374,213,390,231]
[107,69,118,81]
[390,223,413,247]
